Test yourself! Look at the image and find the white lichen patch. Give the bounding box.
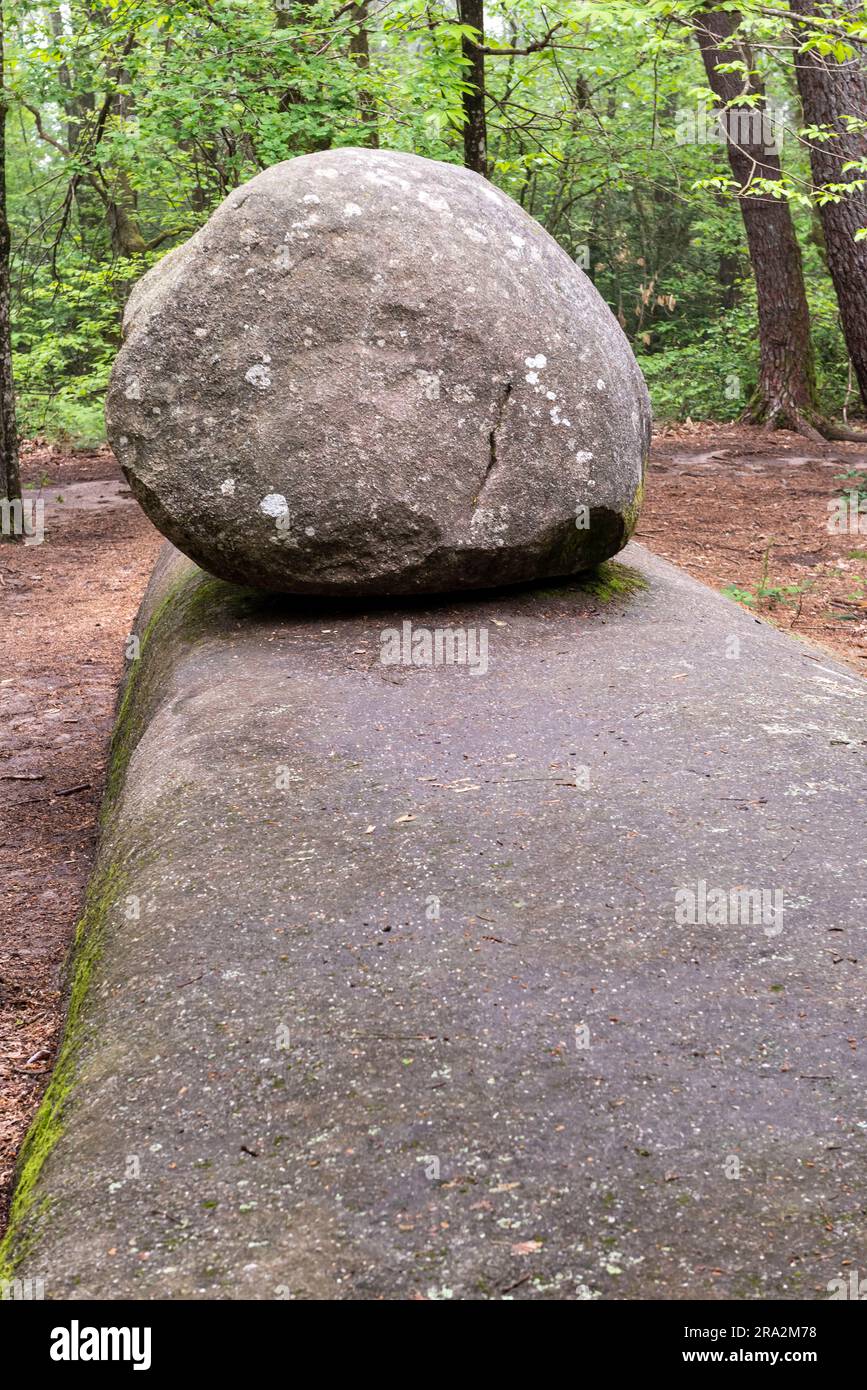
[344,202,363,217]
[365,169,410,192]
[461,223,488,244]
[450,383,476,403]
[525,354,547,370]
[124,377,143,401]
[260,493,289,518]
[302,193,321,204]
[418,188,451,215]
[220,478,236,496]
[470,505,510,546]
[314,167,338,180]
[194,327,209,339]
[596,378,607,391]
[245,363,272,390]
[290,212,319,238]
[415,369,441,401]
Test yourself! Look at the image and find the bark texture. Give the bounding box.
[790,0,867,408]
[695,7,820,432]
[459,0,488,177]
[0,9,20,511]
[349,1,379,148]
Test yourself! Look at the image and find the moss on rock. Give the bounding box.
[0,860,126,1280]
[534,559,647,603]
[578,558,647,602]
[621,477,645,544]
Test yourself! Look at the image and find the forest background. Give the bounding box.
[0,0,865,477]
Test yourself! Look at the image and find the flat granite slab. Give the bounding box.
[5,541,866,1300]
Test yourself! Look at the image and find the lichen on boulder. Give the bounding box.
[107,147,650,595]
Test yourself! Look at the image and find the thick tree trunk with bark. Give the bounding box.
[106,170,148,256]
[789,0,867,410]
[349,1,379,147]
[459,0,488,177]
[274,1,331,149]
[695,7,821,433]
[0,8,21,514]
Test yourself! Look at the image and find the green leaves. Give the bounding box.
[4,0,865,447]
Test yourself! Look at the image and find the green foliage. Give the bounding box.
[722,579,810,609]
[722,539,814,612]
[836,469,867,508]
[3,0,866,444]
[12,258,150,445]
[639,305,758,422]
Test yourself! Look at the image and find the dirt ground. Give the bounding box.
[0,443,162,1234]
[1,424,865,1238]
[638,422,867,672]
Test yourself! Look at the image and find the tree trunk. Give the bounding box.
[695,6,820,432]
[349,1,379,148]
[106,169,148,256]
[789,0,867,410]
[718,250,740,310]
[274,1,331,150]
[458,0,488,177]
[0,5,21,514]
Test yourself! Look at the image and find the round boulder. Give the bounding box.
[107,148,650,595]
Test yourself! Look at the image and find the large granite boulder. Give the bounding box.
[107,147,650,595]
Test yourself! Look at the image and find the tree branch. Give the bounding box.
[22,103,71,158]
[479,22,565,57]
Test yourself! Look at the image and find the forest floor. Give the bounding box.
[641,421,867,673]
[1,422,866,1238]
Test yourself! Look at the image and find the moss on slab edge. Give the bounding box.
[101,566,255,819]
[534,559,648,604]
[579,558,648,602]
[621,476,645,545]
[176,572,261,630]
[0,563,262,1277]
[0,858,126,1280]
[0,564,212,1277]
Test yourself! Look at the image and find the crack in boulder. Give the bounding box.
[475,379,513,505]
